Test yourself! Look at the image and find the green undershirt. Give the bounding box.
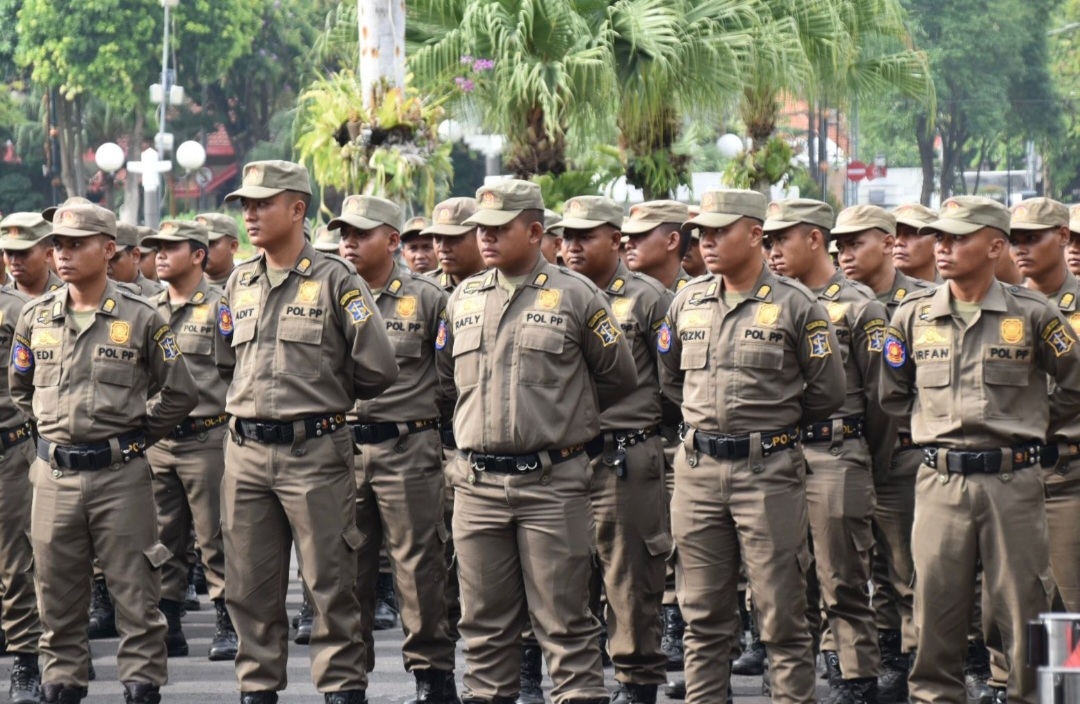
[266,267,290,288]
[69,309,96,333]
[952,299,982,326]
[722,290,747,307]
[497,271,529,296]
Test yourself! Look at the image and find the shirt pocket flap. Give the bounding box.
[392,334,423,359]
[452,328,482,357]
[680,345,708,370]
[735,343,783,370]
[232,321,256,347]
[177,334,212,356]
[519,327,565,354]
[983,363,1027,386]
[917,364,951,388]
[92,362,135,387]
[278,319,323,346]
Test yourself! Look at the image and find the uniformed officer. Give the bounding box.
[313,225,341,253]
[681,207,706,278]
[831,204,935,702]
[559,196,673,704]
[0,212,63,297]
[659,188,845,704]
[220,160,398,704]
[436,179,636,704]
[880,195,1080,704]
[401,216,437,274]
[137,227,161,283]
[197,214,241,288]
[764,199,893,703]
[10,202,199,704]
[107,223,166,298]
[541,210,564,265]
[141,219,238,662]
[891,204,939,283]
[1009,198,1080,614]
[1067,205,1080,278]
[0,264,39,703]
[328,195,459,702]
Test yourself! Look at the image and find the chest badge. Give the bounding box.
[109,321,131,345]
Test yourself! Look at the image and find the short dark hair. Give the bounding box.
[798,221,831,245]
[521,209,545,229]
[655,223,691,258]
[189,241,210,271]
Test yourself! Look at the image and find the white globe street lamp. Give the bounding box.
[176,141,206,172]
[95,142,125,210]
[717,133,745,160]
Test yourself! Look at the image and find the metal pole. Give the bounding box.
[147,2,171,229]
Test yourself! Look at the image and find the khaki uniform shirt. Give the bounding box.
[881,270,935,442]
[437,255,636,453]
[658,264,845,434]
[152,280,234,418]
[4,271,63,298]
[816,271,895,471]
[600,263,673,431]
[351,262,448,424]
[671,268,692,295]
[0,288,30,429]
[132,272,166,298]
[208,268,234,290]
[9,282,198,445]
[881,280,1080,449]
[224,242,398,422]
[428,268,456,293]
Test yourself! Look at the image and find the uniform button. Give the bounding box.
[293,449,305,457]
[110,463,121,471]
[394,443,406,454]
[0,454,5,462]
[52,469,62,479]
[1000,473,1012,483]
[197,432,208,442]
[687,455,698,468]
[830,447,841,456]
[751,464,764,474]
[937,474,948,484]
[539,474,551,485]
[467,474,475,484]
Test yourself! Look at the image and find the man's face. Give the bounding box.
[434,229,484,279]
[765,225,817,280]
[139,247,159,280]
[623,225,676,273]
[240,193,301,249]
[934,227,1003,281]
[107,246,140,283]
[53,235,114,285]
[338,224,397,280]
[682,239,707,277]
[401,234,436,273]
[156,241,202,283]
[834,230,890,284]
[1010,227,1067,281]
[1067,231,1080,277]
[560,225,619,282]
[477,213,542,273]
[3,242,50,287]
[699,219,761,276]
[893,223,935,275]
[540,233,562,264]
[207,236,239,279]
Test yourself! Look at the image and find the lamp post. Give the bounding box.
[717,133,746,160]
[94,142,125,211]
[127,148,172,230]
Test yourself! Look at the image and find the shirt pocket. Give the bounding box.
[275,317,324,378]
[33,363,62,423]
[734,342,783,400]
[177,334,212,357]
[91,362,137,421]
[391,334,423,360]
[915,364,951,419]
[983,362,1029,419]
[452,327,482,389]
[517,326,565,386]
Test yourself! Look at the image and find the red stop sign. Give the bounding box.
[847,160,867,182]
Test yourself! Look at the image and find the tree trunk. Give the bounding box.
[807,98,817,177]
[71,97,86,197]
[56,98,79,199]
[358,0,406,110]
[915,112,935,206]
[120,110,145,225]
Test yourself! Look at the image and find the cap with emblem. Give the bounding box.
[544,209,564,236]
[224,160,312,202]
[137,226,159,250]
[141,219,210,248]
[422,198,478,236]
[50,203,117,238]
[0,212,53,250]
[313,225,341,252]
[892,203,937,230]
[463,180,545,227]
[42,196,93,223]
[621,200,689,235]
[831,204,897,237]
[402,216,431,239]
[560,196,624,230]
[762,199,835,233]
[1009,197,1068,231]
[919,196,1011,236]
[1070,205,1080,235]
[115,222,140,249]
[195,213,239,242]
[328,194,403,232]
[684,189,767,232]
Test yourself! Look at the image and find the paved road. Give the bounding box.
[0,575,824,703]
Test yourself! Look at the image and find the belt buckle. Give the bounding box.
[470,454,487,473]
[971,451,994,474]
[710,436,735,459]
[923,448,938,468]
[516,456,538,473]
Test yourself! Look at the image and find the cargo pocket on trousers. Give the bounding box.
[342,525,364,552]
[143,542,173,570]
[796,543,813,576]
[18,530,33,574]
[1039,569,1058,604]
[436,520,449,545]
[645,531,673,558]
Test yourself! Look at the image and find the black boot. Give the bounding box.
[87,649,95,682]
[184,566,201,612]
[294,593,313,645]
[8,652,39,703]
[404,669,461,704]
[240,692,278,704]
[990,686,1007,704]
[193,560,209,595]
[762,659,771,697]
[876,629,908,704]
[964,639,994,704]
[123,681,161,704]
[731,610,766,676]
[662,679,684,700]
[324,691,367,704]
[516,643,544,704]
[87,577,117,639]
[463,699,515,704]
[39,683,87,703]
[159,599,189,657]
[821,650,850,704]
[609,683,657,704]
[660,604,685,672]
[848,677,879,704]
[209,598,239,661]
[374,573,399,631]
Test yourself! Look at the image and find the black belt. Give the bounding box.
[687,425,800,460]
[169,414,229,440]
[440,426,456,450]
[465,444,586,474]
[0,422,33,451]
[349,419,438,445]
[923,443,1043,475]
[38,432,146,471]
[593,425,662,476]
[235,414,347,445]
[896,432,921,450]
[1039,441,1080,471]
[801,415,865,444]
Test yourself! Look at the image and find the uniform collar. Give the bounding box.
[247,241,319,283]
[478,255,553,291]
[927,279,1009,319]
[45,271,63,292]
[704,263,774,303]
[818,270,846,300]
[603,262,632,295]
[889,269,915,304]
[672,267,691,293]
[379,262,410,299]
[49,280,123,320]
[156,278,211,309]
[1052,271,1080,311]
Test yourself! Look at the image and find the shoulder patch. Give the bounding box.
[884,328,907,368]
[11,335,32,373]
[435,316,448,350]
[218,300,233,337]
[657,320,672,353]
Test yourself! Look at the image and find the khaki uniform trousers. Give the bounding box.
[222,426,365,693]
[909,463,1053,704]
[353,428,455,673]
[0,441,41,654]
[1045,467,1080,612]
[870,447,919,651]
[662,437,679,606]
[451,453,607,704]
[589,435,669,686]
[672,441,816,704]
[30,454,169,688]
[803,437,879,679]
[442,450,461,641]
[146,425,228,603]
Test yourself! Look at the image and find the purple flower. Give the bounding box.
[460,55,474,65]
[460,79,475,92]
[472,58,495,71]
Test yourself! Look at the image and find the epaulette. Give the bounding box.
[119,289,157,309]
[628,271,668,297]
[556,266,602,293]
[322,252,358,274]
[893,286,936,311]
[1008,285,1051,303]
[847,279,876,299]
[235,253,261,267]
[776,276,817,303]
[406,270,446,293]
[24,290,57,311]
